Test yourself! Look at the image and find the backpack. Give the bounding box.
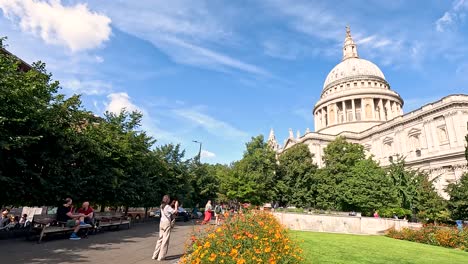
[215,205,221,214]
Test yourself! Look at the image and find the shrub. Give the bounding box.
[379,207,411,218]
[181,211,304,264]
[386,224,468,251]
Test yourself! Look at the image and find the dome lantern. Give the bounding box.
[343,26,358,60]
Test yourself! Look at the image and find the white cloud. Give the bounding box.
[435,0,468,32]
[173,108,248,139]
[105,92,140,114]
[201,150,216,159]
[155,36,271,76]
[436,12,454,32]
[0,0,111,52]
[90,0,270,76]
[265,0,343,41]
[62,79,112,95]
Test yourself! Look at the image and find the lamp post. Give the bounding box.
[193,140,202,164]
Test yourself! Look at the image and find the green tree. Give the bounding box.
[276,144,317,208]
[225,135,276,205]
[189,163,220,206]
[0,43,89,206]
[446,173,468,220]
[386,157,417,210]
[315,136,366,210]
[413,172,448,223]
[342,158,398,215]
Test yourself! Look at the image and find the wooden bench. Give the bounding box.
[94,212,131,231]
[30,214,93,243]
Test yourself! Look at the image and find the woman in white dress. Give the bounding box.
[152,195,178,261]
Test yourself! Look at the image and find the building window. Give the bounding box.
[415,149,421,157]
[347,110,353,121]
[437,126,449,143]
[338,110,344,123]
[347,83,350,87]
[354,82,357,87]
[383,141,393,156]
[356,110,361,121]
[361,82,364,86]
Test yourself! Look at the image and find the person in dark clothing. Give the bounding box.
[1,208,10,227]
[57,198,90,240]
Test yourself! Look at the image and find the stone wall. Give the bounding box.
[273,212,419,235]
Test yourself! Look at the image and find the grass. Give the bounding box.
[293,231,468,264]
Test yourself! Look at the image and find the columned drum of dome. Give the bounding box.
[313,27,404,135]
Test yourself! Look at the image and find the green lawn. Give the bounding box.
[292,231,468,264]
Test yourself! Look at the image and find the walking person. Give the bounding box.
[152,195,178,261]
[214,203,222,226]
[201,200,212,225]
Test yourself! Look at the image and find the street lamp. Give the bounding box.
[193,140,202,163]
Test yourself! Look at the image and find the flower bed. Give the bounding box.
[181,211,303,264]
[386,224,468,251]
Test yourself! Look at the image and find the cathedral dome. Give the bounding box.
[313,26,404,135]
[323,58,385,90]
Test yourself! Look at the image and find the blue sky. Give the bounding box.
[1,0,467,164]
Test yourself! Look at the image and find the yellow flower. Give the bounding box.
[237,258,246,264]
[203,241,211,248]
[265,247,272,253]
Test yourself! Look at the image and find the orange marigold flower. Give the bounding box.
[237,258,246,264]
[208,253,217,262]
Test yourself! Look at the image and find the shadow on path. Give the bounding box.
[0,221,195,264]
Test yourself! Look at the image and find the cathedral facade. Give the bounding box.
[269,27,468,197]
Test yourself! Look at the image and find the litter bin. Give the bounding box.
[456,220,463,232]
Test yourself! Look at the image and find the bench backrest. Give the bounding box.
[33,214,57,225]
[94,212,126,220]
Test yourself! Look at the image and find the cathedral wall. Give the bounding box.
[282,95,468,198]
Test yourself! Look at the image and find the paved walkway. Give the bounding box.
[0,221,196,264]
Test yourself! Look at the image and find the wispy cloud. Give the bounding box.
[173,108,248,140]
[435,0,468,32]
[155,36,271,76]
[62,79,113,95]
[0,0,111,52]
[90,0,270,76]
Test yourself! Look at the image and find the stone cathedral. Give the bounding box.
[268,27,468,197]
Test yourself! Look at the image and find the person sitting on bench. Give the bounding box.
[57,198,90,240]
[1,208,10,227]
[77,202,94,225]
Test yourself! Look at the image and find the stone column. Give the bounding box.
[444,112,458,147]
[453,111,463,146]
[378,99,385,121]
[371,99,375,121]
[386,100,392,120]
[314,112,318,131]
[343,101,347,122]
[334,103,339,124]
[351,99,356,121]
[423,120,433,153]
[430,121,440,151]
